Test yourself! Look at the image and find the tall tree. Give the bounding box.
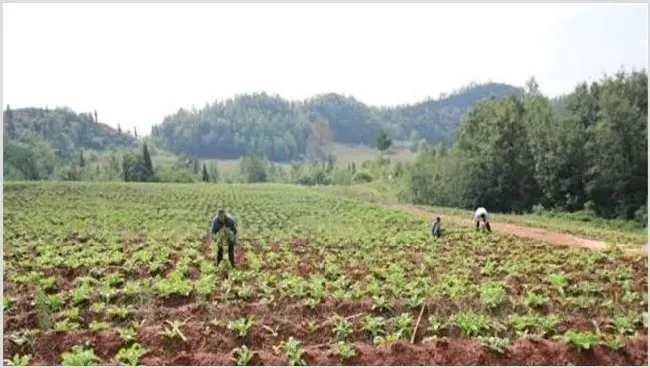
[5,105,15,139]
[142,143,154,180]
[455,96,537,213]
[584,72,647,218]
[193,158,200,175]
[202,163,209,182]
[375,128,392,153]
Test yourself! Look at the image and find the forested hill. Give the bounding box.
[3,107,137,180]
[151,82,524,161]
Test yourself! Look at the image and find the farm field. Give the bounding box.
[3,182,648,366]
[324,183,649,247]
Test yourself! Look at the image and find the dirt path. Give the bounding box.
[389,204,648,257]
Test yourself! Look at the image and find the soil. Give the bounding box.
[19,330,650,366]
[5,299,648,366]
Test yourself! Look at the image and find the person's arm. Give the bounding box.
[211,217,220,235]
[228,217,238,235]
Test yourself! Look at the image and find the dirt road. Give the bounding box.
[389,204,648,257]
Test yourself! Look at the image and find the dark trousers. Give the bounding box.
[217,241,236,267]
[476,221,492,232]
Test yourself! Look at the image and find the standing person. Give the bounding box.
[473,207,492,232]
[210,208,238,267]
[431,217,442,238]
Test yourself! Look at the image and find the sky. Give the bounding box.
[3,3,648,134]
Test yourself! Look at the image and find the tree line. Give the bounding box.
[398,70,647,222]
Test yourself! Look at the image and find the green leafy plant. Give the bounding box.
[61,345,100,366]
[195,274,216,301]
[154,271,192,298]
[7,354,30,366]
[548,272,569,296]
[116,343,147,366]
[54,318,80,332]
[480,282,506,309]
[405,294,424,309]
[235,284,253,301]
[228,317,255,338]
[394,313,414,339]
[4,296,17,314]
[525,291,548,308]
[332,315,353,341]
[371,295,391,312]
[603,335,624,351]
[427,315,445,336]
[335,341,356,361]
[362,315,385,339]
[452,311,492,337]
[610,314,635,335]
[480,260,497,276]
[373,331,402,345]
[89,321,111,332]
[232,345,255,366]
[282,337,306,366]
[481,336,510,354]
[560,330,600,351]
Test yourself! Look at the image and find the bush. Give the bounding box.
[634,205,647,228]
[583,201,597,215]
[352,171,373,183]
[532,203,546,216]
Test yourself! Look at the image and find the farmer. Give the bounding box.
[431,217,442,238]
[473,207,492,232]
[210,208,238,267]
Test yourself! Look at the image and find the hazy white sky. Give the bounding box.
[3,3,647,134]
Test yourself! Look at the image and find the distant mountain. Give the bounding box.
[151,82,524,161]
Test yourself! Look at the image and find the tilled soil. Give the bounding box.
[4,300,648,366]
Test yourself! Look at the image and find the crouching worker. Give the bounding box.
[473,207,491,232]
[211,208,238,267]
[431,217,442,238]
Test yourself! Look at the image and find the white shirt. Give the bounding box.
[473,207,489,222]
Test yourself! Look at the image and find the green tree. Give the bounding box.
[455,96,537,213]
[4,105,15,140]
[193,158,200,175]
[375,128,392,153]
[584,71,647,218]
[202,163,209,182]
[238,153,268,183]
[142,143,154,180]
